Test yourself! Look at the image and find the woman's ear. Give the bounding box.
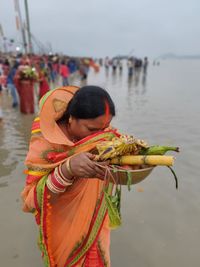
[68,116,73,124]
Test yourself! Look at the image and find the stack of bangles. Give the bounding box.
[46,158,75,194]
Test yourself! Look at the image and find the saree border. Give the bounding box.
[65,192,108,267]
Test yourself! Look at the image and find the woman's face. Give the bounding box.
[69,114,113,141]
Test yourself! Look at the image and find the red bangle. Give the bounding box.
[50,172,66,190]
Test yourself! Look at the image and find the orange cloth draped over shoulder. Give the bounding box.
[21,86,119,267]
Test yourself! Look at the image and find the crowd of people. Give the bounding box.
[101,56,148,76]
[0,52,148,118]
[0,53,100,116]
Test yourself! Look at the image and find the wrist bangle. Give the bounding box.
[65,158,74,177]
[58,164,74,183]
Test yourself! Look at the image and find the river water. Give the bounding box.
[0,60,200,267]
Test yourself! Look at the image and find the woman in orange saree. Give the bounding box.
[21,85,120,267]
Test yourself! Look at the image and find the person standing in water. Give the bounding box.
[22,85,119,267]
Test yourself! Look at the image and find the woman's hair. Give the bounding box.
[58,86,115,123]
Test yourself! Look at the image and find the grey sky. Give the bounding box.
[0,0,200,57]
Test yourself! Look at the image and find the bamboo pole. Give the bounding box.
[24,0,33,53]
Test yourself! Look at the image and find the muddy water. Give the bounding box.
[0,60,200,267]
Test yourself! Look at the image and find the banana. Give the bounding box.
[95,135,148,161]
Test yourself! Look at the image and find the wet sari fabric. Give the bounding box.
[22,116,119,267]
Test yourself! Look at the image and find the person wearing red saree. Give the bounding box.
[59,60,70,86]
[22,85,120,267]
[38,68,50,99]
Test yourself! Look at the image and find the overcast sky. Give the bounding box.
[0,0,200,57]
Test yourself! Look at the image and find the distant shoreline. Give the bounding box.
[159,54,200,60]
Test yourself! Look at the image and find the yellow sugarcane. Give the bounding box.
[111,155,174,166]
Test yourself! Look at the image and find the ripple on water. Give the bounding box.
[0,98,33,179]
[0,181,8,188]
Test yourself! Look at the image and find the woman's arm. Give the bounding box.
[47,159,75,204]
[46,152,109,204]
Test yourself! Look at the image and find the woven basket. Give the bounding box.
[110,166,154,185]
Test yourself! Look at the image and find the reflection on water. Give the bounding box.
[1,60,200,267]
[141,71,147,92]
[127,67,147,94]
[0,95,34,181]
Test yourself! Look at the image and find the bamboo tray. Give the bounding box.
[110,166,154,185]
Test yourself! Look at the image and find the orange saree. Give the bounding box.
[21,87,120,267]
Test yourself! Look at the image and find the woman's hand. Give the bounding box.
[69,152,109,180]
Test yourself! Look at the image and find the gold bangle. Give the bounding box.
[58,164,74,183]
[65,158,74,177]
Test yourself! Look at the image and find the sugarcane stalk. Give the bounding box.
[110,155,174,166]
